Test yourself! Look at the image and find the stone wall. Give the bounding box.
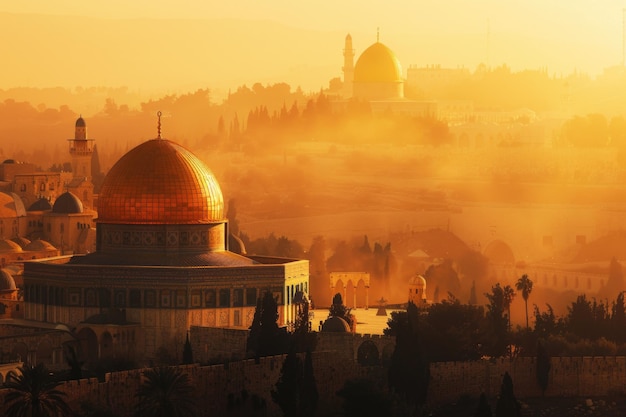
[0,352,384,417]
[5,342,626,415]
[428,356,626,406]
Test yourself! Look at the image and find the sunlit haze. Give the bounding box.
[2,1,626,94]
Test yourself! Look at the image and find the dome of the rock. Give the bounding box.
[97,139,224,225]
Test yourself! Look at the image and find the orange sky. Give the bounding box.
[1,1,626,94]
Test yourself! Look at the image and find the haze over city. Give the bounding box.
[4,2,626,416]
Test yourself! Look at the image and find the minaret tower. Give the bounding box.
[66,116,95,207]
[68,116,94,181]
[342,34,355,98]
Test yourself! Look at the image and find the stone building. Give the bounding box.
[22,132,310,363]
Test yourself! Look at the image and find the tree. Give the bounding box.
[4,363,72,417]
[495,372,520,417]
[611,292,626,343]
[484,283,511,357]
[64,345,83,380]
[182,332,193,365]
[536,341,551,396]
[387,301,430,413]
[292,294,316,353]
[474,392,493,417]
[469,280,477,305]
[515,274,533,330]
[271,346,302,417]
[247,291,288,357]
[135,367,196,417]
[328,293,355,331]
[300,350,319,417]
[502,285,516,330]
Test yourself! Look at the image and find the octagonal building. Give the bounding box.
[23,136,309,362]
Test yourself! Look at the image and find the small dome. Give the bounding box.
[0,269,16,291]
[75,116,86,127]
[321,316,351,333]
[28,197,53,211]
[354,42,403,83]
[2,159,16,164]
[52,192,83,214]
[98,139,224,225]
[0,192,26,218]
[24,239,56,252]
[408,274,427,288]
[0,239,22,253]
[10,236,31,249]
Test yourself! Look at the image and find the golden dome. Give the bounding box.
[98,139,224,224]
[354,42,403,83]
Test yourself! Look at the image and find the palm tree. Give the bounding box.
[515,274,534,329]
[135,367,196,417]
[503,285,516,330]
[4,363,71,417]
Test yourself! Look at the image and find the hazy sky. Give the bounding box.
[3,0,623,40]
[2,1,626,93]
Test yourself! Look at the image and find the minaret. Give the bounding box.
[68,116,94,181]
[67,116,95,207]
[342,34,355,98]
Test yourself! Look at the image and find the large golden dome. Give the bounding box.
[354,42,403,83]
[98,139,224,224]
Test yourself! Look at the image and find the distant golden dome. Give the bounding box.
[98,139,224,225]
[354,42,403,83]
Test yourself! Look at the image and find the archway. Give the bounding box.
[357,340,379,366]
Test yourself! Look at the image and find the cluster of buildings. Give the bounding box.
[0,116,310,368]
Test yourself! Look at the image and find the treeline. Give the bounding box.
[0,82,451,169]
[383,279,626,363]
[560,113,626,148]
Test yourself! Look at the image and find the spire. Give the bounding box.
[157,111,162,139]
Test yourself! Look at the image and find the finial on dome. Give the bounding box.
[377,27,380,43]
[157,111,162,139]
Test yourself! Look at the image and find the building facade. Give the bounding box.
[23,135,310,362]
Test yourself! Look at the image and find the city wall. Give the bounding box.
[4,335,626,416]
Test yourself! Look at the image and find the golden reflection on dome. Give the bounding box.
[98,139,224,224]
[354,42,403,83]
